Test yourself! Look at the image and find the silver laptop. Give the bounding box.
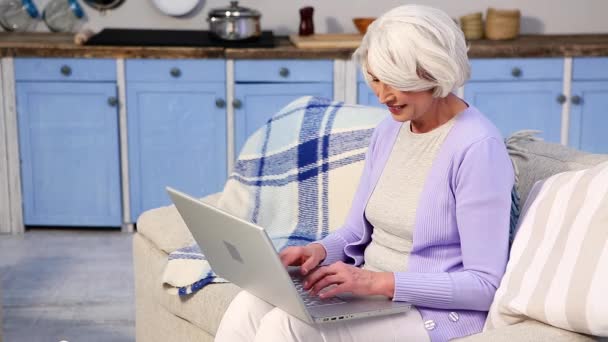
[167,187,411,325]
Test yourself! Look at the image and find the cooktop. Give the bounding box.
[85,29,276,48]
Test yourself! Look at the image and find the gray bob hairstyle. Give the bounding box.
[353,4,470,98]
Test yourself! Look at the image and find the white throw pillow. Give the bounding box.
[485,161,608,337]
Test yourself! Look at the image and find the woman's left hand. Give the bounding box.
[303,261,394,299]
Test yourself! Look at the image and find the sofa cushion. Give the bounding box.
[136,193,221,254]
[158,282,240,337]
[486,161,608,337]
[506,130,608,207]
[458,320,596,342]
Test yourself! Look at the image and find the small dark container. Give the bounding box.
[299,6,314,36]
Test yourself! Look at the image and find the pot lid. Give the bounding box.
[208,1,261,18]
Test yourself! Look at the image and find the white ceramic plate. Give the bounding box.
[151,0,200,17]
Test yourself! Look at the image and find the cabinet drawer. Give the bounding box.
[126,59,225,82]
[572,57,608,80]
[235,60,333,82]
[470,58,563,81]
[14,58,116,82]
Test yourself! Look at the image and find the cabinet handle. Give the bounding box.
[511,67,522,78]
[279,67,290,78]
[556,94,567,104]
[107,97,119,107]
[232,99,242,109]
[170,67,182,78]
[215,98,226,108]
[60,65,72,76]
[571,95,583,105]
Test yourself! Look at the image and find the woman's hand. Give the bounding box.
[304,261,395,299]
[279,243,327,275]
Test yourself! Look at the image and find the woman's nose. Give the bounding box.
[377,84,395,104]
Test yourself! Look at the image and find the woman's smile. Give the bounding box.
[387,104,407,114]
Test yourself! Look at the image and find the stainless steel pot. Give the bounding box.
[207,1,261,40]
[82,0,125,11]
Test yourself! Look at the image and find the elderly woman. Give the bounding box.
[215,4,514,342]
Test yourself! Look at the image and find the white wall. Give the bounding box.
[24,0,608,35]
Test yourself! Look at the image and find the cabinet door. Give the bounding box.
[127,82,227,221]
[357,82,383,108]
[234,83,333,155]
[17,82,121,226]
[569,82,608,153]
[465,81,563,143]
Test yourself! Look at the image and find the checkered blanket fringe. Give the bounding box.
[162,96,388,296]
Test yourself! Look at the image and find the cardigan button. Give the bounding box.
[449,312,460,322]
[424,319,436,331]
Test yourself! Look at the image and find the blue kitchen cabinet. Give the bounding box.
[15,74,122,226]
[15,58,121,227]
[126,60,227,221]
[357,71,382,108]
[464,81,563,142]
[569,57,608,153]
[465,58,564,142]
[234,83,333,155]
[234,60,333,155]
[357,82,382,108]
[568,82,608,153]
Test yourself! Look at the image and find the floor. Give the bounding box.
[0,228,135,342]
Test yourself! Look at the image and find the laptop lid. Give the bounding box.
[166,187,314,324]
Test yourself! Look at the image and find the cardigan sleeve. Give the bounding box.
[315,122,382,266]
[392,137,514,310]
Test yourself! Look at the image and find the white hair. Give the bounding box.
[353,4,470,98]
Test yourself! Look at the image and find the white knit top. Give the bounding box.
[363,118,456,272]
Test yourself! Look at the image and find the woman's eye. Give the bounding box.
[371,77,379,82]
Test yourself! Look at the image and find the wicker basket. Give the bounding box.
[460,12,483,40]
[485,7,520,40]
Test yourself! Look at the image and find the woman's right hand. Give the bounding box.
[279,243,327,275]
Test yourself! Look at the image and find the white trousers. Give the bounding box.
[215,291,431,342]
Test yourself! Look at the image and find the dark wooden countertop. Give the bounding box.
[2,32,608,59]
[466,34,608,58]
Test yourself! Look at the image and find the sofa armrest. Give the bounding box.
[456,320,596,342]
[136,192,223,254]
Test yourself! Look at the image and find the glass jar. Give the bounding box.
[43,0,84,33]
[0,0,40,32]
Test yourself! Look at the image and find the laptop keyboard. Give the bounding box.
[292,277,346,307]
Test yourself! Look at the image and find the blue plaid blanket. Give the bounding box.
[162,96,388,296]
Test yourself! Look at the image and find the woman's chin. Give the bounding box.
[389,112,411,122]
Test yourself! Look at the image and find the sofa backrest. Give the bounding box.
[506,130,608,208]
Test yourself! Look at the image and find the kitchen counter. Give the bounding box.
[0,32,224,59]
[2,32,608,59]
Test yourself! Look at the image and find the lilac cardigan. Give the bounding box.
[318,106,514,341]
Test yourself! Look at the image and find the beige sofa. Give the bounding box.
[133,133,606,342]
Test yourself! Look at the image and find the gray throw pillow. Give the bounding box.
[506,130,608,208]
[505,130,608,244]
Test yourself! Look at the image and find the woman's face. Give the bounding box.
[368,72,435,123]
